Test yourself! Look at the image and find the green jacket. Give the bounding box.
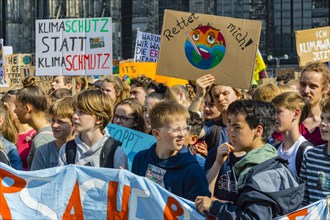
[234,143,278,188]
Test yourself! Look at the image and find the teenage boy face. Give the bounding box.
[101,81,117,102]
[144,97,160,130]
[72,108,99,133]
[51,76,67,91]
[51,117,73,139]
[130,85,147,106]
[320,111,330,141]
[227,113,257,152]
[299,71,326,107]
[211,85,239,113]
[155,117,189,152]
[274,106,295,133]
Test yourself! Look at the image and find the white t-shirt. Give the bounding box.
[277,135,314,176]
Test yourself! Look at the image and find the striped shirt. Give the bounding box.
[300,144,330,205]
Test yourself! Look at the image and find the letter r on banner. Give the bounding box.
[164,196,184,220]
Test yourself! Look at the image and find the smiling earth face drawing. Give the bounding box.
[184,25,226,70]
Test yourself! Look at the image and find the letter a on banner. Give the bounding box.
[63,181,84,220]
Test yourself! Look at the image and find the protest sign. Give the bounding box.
[119,61,188,86]
[0,39,6,87]
[106,123,156,170]
[134,31,161,62]
[254,49,266,80]
[157,10,262,89]
[35,18,112,76]
[296,26,330,67]
[4,54,33,86]
[0,163,203,219]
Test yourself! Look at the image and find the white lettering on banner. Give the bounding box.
[299,39,330,54]
[129,188,151,219]
[313,50,330,61]
[0,165,204,219]
[316,30,328,39]
[80,179,105,201]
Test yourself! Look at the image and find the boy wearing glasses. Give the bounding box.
[132,100,211,201]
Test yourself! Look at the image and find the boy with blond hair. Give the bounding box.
[132,100,210,201]
[272,92,314,176]
[300,96,330,205]
[58,90,127,168]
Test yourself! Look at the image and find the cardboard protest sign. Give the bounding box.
[157,10,262,89]
[36,18,112,76]
[295,26,330,67]
[134,31,161,62]
[106,123,156,170]
[119,62,188,86]
[4,54,34,86]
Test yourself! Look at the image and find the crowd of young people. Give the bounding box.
[0,61,329,218]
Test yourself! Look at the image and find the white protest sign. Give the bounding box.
[134,31,161,62]
[36,18,112,76]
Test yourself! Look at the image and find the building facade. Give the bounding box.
[0,0,329,65]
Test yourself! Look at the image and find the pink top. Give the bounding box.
[299,123,327,146]
[17,129,36,171]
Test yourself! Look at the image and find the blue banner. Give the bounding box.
[0,163,204,219]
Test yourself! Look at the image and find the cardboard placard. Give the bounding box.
[4,54,34,86]
[295,26,330,67]
[119,62,188,86]
[36,18,112,76]
[157,10,262,89]
[134,31,161,62]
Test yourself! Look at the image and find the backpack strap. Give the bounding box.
[295,140,314,176]
[65,140,77,165]
[99,137,122,168]
[274,142,281,150]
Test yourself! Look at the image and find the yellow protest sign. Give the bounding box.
[119,62,188,86]
[254,50,266,80]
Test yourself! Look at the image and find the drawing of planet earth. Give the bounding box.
[184,25,226,70]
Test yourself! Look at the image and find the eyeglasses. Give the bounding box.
[113,115,136,123]
[158,125,192,135]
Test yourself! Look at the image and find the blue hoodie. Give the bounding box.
[132,143,211,201]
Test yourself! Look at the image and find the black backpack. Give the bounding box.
[65,137,122,168]
[275,140,314,176]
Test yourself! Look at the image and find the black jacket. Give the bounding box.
[209,157,305,219]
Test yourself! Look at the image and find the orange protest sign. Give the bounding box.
[119,62,188,86]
